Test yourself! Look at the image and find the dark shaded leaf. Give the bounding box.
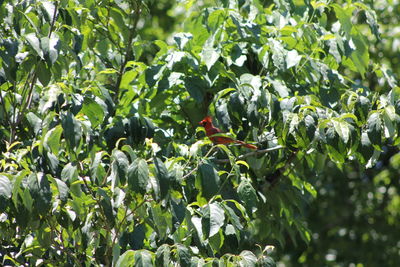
[156,244,171,267]
[61,111,82,150]
[154,157,170,199]
[367,112,382,150]
[237,179,258,213]
[28,173,52,215]
[128,158,149,194]
[198,163,220,200]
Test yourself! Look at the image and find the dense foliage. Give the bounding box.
[0,0,399,266]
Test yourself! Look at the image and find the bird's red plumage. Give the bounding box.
[199,116,257,150]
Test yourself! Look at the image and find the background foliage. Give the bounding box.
[0,0,399,266]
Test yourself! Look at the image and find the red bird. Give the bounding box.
[199,116,258,150]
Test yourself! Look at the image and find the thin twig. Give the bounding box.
[213,145,285,164]
[48,1,59,38]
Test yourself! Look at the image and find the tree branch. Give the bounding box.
[213,145,285,164]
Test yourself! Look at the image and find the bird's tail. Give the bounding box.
[234,140,258,150]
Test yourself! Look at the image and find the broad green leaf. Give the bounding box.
[120,70,138,90]
[91,151,106,184]
[154,157,170,199]
[61,111,82,150]
[99,189,115,227]
[80,97,105,128]
[128,158,149,194]
[27,173,52,215]
[110,7,129,40]
[44,125,63,155]
[349,32,369,78]
[239,250,257,266]
[184,76,206,102]
[37,61,51,86]
[222,203,243,231]
[354,96,370,122]
[191,216,204,241]
[257,256,277,267]
[134,250,154,267]
[116,250,135,267]
[367,112,382,150]
[208,9,226,31]
[198,163,220,200]
[177,244,191,266]
[0,175,11,212]
[209,202,225,237]
[156,244,171,267]
[332,119,350,144]
[383,106,397,138]
[54,178,69,202]
[61,163,77,182]
[26,112,42,135]
[237,179,258,213]
[25,33,43,58]
[270,39,286,70]
[201,46,220,70]
[286,50,302,69]
[111,150,129,185]
[41,1,56,22]
[174,32,193,50]
[269,79,289,98]
[130,225,146,250]
[41,35,60,65]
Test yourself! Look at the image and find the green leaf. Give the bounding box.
[367,112,382,150]
[174,32,193,50]
[26,112,42,135]
[99,189,115,227]
[25,33,43,58]
[41,1,56,22]
[222,203,243,231]
[184,76,206,102]
[61,111,82,150]
[383,106,397,138]
[198,163,220,200]
[239,250,257,266]
[154,157,170,199]
[80,97,105,128]
[177,244,191,266]
[61,163,77,182]
[0,175,12,212]
[41,35,60,65]
[354,96,370,122]
[209,203,225,237]
[91,151,106,184]
[286,50,302,69]
[110,7,129,40]
[44,125,63,155]
[257,256,277,267]
[116,250,135,267]
[349,32,369,78]
[201,46,220,70]
[270,39,286,70]
[111,150,130,185]
[332,119,350,144]
[237,179,258,213]
[37,61,51,86]
[54,178,69,202]
[134,250,154,267]
[27,173,52,215]
[156,244,171,267]
[128,158,149,194]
